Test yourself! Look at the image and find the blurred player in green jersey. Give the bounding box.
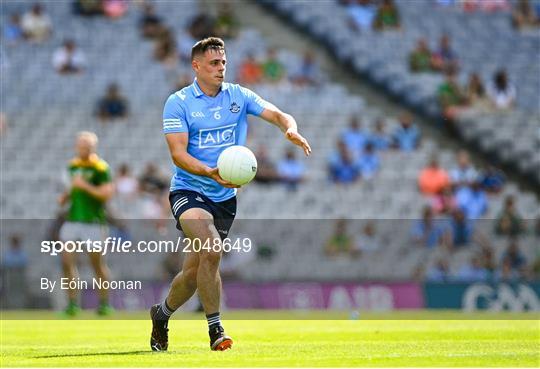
[58,131,115,316]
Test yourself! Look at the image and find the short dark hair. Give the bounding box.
[191,37,225,61]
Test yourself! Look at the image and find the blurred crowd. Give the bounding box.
[340,0,539,33]
[336,0,538,126]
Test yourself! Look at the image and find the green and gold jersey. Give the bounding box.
[67,154,111,224]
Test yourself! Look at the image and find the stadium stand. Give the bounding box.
[1,1,538,301]
[259,0,540,184]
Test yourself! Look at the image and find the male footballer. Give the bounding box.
[58,131,115,316]
[150,37,311,351]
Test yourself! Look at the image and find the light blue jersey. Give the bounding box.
[163,79,268,202]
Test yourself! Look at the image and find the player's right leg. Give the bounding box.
[179,209,232,351]
[59,222,81,316]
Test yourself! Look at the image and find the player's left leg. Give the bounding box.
[87,252,113,315]
[60,250,81,316]
[150,250,200,351]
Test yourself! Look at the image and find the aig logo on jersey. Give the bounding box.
[198,123,237,148]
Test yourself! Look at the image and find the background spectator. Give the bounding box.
[369,118,391,150]
[495,195,526,237]
[487,69,516,110]
[215,2,239,39]
[418,156,450,195]
[448,208,473,248]
[465,73,487,108]
[52,39,86,74]
[2,234,28,270]
[346,0,377,32]
[139,162,168,194]
[254,145,279,184]
[479,165,506,193]
[426,259,450,282]
[1,234,29,308]
[450,150,478,189]
[462,0,510,12]
[328,139,360,184]
[431,35,459,73]
[358,142,380,179]
[139,2,163,39]
[115,163,138,198]
[3,14,23,45]
[374,0,400,30]
[325,219,357,257]
[188,13,216,40]
[438,69,468,120]
[497,240,527,280]
[435,0,456,8]
[355,221,380,253]
[480,244,497,277]
[512,0,540,29]
[277,148,305,191]
[73,0,103,16]
[392,112,420,151]
[21,3,52,43]
[237,54,263,85]
[102,0,128,19]
[409,39,433,73]
[291,50,321,86]
[456,181,488,219]
[454,255,489,282]
[96,83,129,121]
[411,206,448,248]
[262,48,286,83]
[341,116,368,156]
[431,185,457,215]
[154,27,177,67]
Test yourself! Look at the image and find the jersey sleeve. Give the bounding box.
[163,93,188,134]
[95,162,112,185]
[240,86,268,116]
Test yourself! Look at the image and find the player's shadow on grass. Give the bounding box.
[34,350,152,359]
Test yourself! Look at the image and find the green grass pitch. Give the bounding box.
[1,310,539,367]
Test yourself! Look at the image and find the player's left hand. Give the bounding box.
[71,174,88,190]
[285,128,312,156]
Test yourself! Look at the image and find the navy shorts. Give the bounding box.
[169,189,237,240]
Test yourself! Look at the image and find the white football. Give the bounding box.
[217,145,258,186]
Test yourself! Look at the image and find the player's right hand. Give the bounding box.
[207,167,241,188]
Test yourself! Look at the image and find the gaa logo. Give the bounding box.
[191,111,205,118]
[198,123,237,148]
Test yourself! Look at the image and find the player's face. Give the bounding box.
[193,49,227,88]
[75,137,95,159]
